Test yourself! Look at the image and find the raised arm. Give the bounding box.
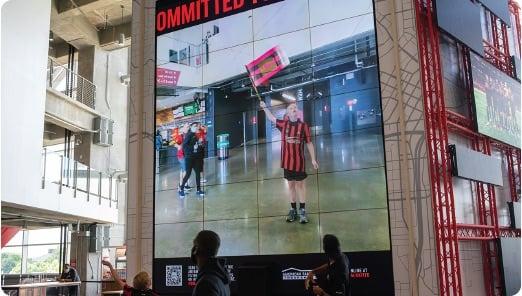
[102,260,125,289]
[259,101,277,124]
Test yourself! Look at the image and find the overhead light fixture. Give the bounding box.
[118,5,125,46]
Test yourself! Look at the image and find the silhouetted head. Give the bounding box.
[323,234,341,259]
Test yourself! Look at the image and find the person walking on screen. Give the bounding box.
[173,123,192,191]
[179,122,205,198]
[260,101,319,223]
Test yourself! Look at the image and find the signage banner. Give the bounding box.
[154,251,393,295]
[156,0,284,35]
[156,68,181,87]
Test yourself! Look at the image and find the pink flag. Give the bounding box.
[245,46,290,87]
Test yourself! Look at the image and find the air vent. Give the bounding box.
[93,117,114,147]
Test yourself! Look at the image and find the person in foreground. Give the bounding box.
[58,263,81,296]
[305,234,350,296]
[191,230,230,296]
[102,260,157,296]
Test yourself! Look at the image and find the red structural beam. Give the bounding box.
[414,0,462,295]
[499,227,521,237]
[1,226,20,248]
[457,224,496,240]
[509,0,521,56]
[483,9,515,77]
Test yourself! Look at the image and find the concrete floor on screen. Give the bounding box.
[154,128,391,258]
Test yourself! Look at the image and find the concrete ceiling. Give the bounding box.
[1,205,101,228]
[50,0,132,57]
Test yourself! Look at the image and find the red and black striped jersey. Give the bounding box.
[276,119,312,172]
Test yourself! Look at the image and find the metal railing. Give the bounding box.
[47,58,96,109]
[41,148,118,207]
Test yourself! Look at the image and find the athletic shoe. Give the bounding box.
[178,189,185,199]
[184,185,193,191]
[286,209,297,222]
[196,190,205,197]
[299,208,309,224]
[201,179,208,184]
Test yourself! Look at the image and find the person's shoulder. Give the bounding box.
[194,275,223,293]
[123,284,132,291]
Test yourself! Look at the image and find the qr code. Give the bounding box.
[166,265,183,287]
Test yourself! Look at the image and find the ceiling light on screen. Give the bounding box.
[282,93,296,101]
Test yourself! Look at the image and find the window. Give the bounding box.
[1,246,22,274]
[27,228,61,245]
[2,227,65,275]
[27,245,60,274]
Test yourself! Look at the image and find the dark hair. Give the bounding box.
[323,234,341,258]
[194,230,220,257]
[191,122,199,127]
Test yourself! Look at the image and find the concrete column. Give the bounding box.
[21,230,28,274]
[78,46,96,82]
[126,0,155,281]
[74,133,92,166]
[70,226,102,296]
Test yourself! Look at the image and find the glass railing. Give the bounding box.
[41,148,118,207]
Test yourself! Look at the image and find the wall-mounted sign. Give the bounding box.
[183,101,199,116]
[156,0,284,35]
[156,68,181,87]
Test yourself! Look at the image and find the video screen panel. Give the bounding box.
[479,0,511,25]
[435,0,484,55]
[471,52,521,148]
[154,0,393,294]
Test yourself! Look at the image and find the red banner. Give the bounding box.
[156,68,181,87]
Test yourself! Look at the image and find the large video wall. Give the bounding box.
[153,0,393,294]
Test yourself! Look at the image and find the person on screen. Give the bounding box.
[191,230,230,296]
[155,131,163,151]
[260,101,319,224]
[102,260,158,296]
[174,124,192,191]
[305,235,350,296]
[179,122,205,198]
[196,124,208,184]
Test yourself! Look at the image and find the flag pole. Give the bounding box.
[246,70,263,102]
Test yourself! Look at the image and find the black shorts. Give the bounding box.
[284,169,307,181]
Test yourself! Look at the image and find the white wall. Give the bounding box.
[1,0,119,224]
[1,0,51,205]
[89,47,129,174]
